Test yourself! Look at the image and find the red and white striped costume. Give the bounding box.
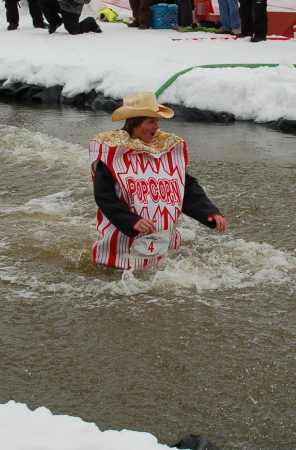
[89,129,188,269]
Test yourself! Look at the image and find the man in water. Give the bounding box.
[88,92,227,269]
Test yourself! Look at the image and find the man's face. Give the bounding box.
[132,118,159,143]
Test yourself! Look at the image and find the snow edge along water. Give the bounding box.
[1,80,296,134]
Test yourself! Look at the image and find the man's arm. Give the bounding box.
[94,161,142,236]
[182,173,225,230]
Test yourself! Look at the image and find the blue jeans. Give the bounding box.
[217,0,241,30]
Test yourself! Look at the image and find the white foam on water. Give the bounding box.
[11,231,290,305]
[0,124,87,170]
[20,190,76,216]
[112,236,295,296]
[1,219,295,303]
[2,230,295,304]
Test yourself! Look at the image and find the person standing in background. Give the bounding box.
[174,0,193,28]
[238,0,267,41]
[5,0,48,30]
[215,0,241,35]
[127,0,151,29]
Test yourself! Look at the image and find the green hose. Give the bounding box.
[155,63,296,98]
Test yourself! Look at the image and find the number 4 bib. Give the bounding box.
[124,231,172,260]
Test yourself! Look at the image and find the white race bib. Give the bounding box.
[124,231,172,260]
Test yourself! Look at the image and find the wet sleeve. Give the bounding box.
[93,161,142,237]
[182,173,221,228]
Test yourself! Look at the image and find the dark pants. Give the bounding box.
[129,0,151,27]
[239,0,267,39]
[38,0,97,34]
[175,0,193,27]
[5,0,44,26]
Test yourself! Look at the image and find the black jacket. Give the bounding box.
[58,0,90,14]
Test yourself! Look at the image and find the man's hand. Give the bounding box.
[132,218,156,235]
[208,215,227,232]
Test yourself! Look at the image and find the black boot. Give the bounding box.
[7,23,18,30]
[250,36,266,42]
[48,19,63,34]
[94,24,102,33]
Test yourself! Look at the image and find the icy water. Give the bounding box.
[0,102,295,450]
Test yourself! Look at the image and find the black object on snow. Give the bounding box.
[0,80,235,123]
[87,93,122,111]
[199,19,222,29]
[169,103,235,122]
[0,81,121,111]
[169,434,222,450]
[268,117,296,134]
[0,81,62,103]
[2,80,296,131]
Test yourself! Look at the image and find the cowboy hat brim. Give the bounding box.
[111,104,174,122]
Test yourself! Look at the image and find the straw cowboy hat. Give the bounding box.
[111,92,174,122]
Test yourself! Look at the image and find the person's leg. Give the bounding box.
[59,10,80,33]
[175,0,193,27]
[216,0,231,31]
[38,0,63,32]
[60,11,100,34]
[252,0,267,39]
[5,0,19,28]
[77,16,101,33]
[137,0,151,27]
[238,0,253,36]
[128,0,140,25]
[227,0,240,30]
[27,0,45,26]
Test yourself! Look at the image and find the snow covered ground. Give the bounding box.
[1,0,296,123]
[0,401,175,450]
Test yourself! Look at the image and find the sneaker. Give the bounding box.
[214,27,231,34]
[231,29,242,36]
[48,20,63,34]
[138,24,149,30]
[250,36,266,42]
[7,23,18,30]
[34,21,49,29]
[127,21,139,27]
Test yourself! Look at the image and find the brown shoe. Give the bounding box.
[214,27,231,34]
[231,28,242,36]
